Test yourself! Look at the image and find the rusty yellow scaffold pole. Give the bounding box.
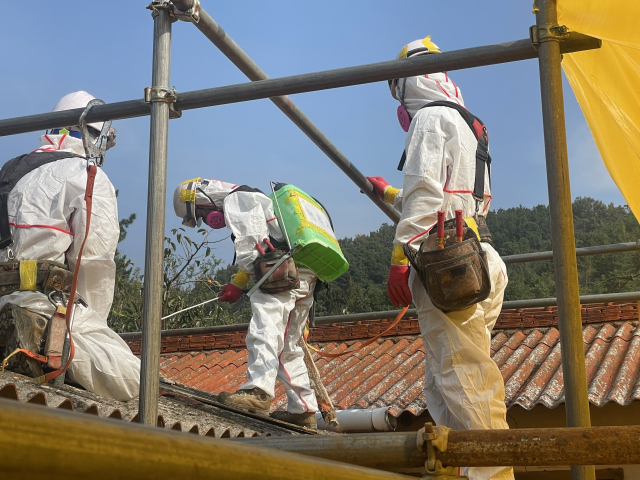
[233,424,640,472]
[534,1,595,479]
[0,399,411,480]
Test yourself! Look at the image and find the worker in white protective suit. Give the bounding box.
[173,179,319,428]
[0,91,140,401]
[366,37,513,480]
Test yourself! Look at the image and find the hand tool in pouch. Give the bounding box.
[437,211,445,249]
[455,209,463,243]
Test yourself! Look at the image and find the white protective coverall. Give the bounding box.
[393,73,513,480]
[221,187,319,414]
[0,134,140,401]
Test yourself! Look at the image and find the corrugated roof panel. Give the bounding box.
[514,337,562,409]
[0,370,300,437]
[608,327,640,405]
[160,322,640,417]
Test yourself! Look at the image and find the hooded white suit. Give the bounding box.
[175,180,319,414]
[0,134,140,401]
[393,73,513,480]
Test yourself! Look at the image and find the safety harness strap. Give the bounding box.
[307,305,409,358]
[396,101,491,202]
[0,151,83,250]
[42,164,97,383]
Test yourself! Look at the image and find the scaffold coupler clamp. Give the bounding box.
[147,0,174,19]
[144,86,182,119]
[529,21,569,51]
[417,423,465,479]
[79,99,112,168]
[170,0,200,23]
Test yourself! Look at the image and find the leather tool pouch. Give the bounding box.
[253,249,300,294]
[403,225,491,312]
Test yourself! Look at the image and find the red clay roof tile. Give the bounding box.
[151,301,640,417]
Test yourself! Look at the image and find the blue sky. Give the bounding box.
[0,1,624,268]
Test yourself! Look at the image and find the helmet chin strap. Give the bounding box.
[397,78,412,132]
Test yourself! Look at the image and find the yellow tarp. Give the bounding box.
[558,1,640,219]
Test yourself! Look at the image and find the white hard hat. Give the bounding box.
[390,36,442,99]
[396,36,441,59]
[52,91,103,131]
[174,178,202,228]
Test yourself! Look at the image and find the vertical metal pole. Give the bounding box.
[535,1,595,479]
[138,3,172,426]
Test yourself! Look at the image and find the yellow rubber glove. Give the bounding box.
[230,270,250,288]
[384,186,400,205]
[390,244,409,265]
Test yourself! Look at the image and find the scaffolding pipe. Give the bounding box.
[190,7,399,221]
[231,425,640,472]
[535,1,595,479]
[118,293,640,341]
[138,4,172,427]
[501,239,640,264]
[0,399,410,480]
[0,33,599,137]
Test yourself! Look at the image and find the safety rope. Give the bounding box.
[306,305,409,358]
[38,164,96,383]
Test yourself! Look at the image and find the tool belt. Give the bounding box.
[404,216,492,312]
[0,261,72,297]
[253,249,300,294]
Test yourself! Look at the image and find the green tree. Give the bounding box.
[487,197,640,299]
[109,197,640,330]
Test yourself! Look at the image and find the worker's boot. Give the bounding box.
[0,304,47,378]
[217,388,272,415]
[270,411,318,430]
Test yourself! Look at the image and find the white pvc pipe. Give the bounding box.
[316,407,397,433]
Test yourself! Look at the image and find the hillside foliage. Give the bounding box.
[108,197,640,332]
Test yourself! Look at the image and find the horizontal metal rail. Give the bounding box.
[118,239,640,341]
[231,425,640,470]
[192,6,399,222]
[502,239,640,264]
[0,399,409,480]
[503,291,640,309]
[0,33,599,137]
[119,293,640,341]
